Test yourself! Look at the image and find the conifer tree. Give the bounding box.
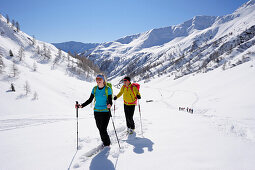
[16,21,20,32]
[10,63,19,77]
[6,14,10,23]
[24,81,31,95]
[0,54,5,74]
[9,50,14,57]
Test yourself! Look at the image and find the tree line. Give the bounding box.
[0,13,20,32]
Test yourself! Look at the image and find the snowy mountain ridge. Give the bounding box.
[84,0,255,82]
[52,41,100,55]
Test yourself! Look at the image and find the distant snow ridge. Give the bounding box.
[52,41,100,54]
[82,0,255,82]
[238,0,255,10]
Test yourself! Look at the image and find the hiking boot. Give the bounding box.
[129,129,135,134]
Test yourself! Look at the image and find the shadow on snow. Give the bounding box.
[126,132,154,154]
[89,147,114,170]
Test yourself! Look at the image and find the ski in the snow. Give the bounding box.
[84,130,130,157]
[84,144,104,157]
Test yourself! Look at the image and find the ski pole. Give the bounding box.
[138,99,143,136]
[114,101,116,117]
[109,109,121,149]
[75,101,79,150]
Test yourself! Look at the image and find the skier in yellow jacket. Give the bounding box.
[114,76,141,134]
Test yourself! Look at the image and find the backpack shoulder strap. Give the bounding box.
[105,86,108,98]
[130,84,136,98]
[93,86,97,96]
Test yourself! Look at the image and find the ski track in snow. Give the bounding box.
[0,118,74,131]
[196,110,255,142]
[70,126,127,169]
[69,107,151,169]
[154,87,255,142]
[145,86,255,143]
[145,87,199,109]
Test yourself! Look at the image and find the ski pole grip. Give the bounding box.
[76,101,78,118]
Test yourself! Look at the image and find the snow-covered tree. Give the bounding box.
[46,48,51,60]
[43,44,50,60]
[32,91,38,100]
[10,63,19,77]
[33,62,37,72]
[43,43,47,55]
[24,81,31,95]
[67,52,70,61]
[0,54,5,74]
[32,35,36,46]
[11,19,15,27]
[57,49,62,58]
[18,47,25,61]
[16,21,20,32]
[53,49,62,68]
[6,14,10,23]
[222,62,226,70]
[36,46,40,54]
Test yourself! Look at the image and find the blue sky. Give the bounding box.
[1,0,248,43]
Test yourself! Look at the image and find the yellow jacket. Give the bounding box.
[116,83,141,105]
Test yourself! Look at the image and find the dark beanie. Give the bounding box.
[124,76,131,82]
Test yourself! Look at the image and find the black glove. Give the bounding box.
[114,96,117,100]
[137,95,141,99]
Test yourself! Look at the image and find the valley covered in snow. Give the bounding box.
[1,0,255,170]
[1,59,255,170]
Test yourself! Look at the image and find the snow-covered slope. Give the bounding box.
[0,14,97,118]
[1,54,255,170]
[52,41,100,54]
[86,0,255,82]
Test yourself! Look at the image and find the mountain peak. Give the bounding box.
[236,0,255,12]
[242,0,255,7]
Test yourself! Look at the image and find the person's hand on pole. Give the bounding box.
[75,104,83,108]
[107,104,111,109]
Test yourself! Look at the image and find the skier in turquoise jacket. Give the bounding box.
[76,74,112,147]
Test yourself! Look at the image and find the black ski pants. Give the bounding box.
[94,112,111,146]
[124,104,135,130]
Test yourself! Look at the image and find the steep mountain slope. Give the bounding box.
[0,15,97,117]
[85,0,255,82]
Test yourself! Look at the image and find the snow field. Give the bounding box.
[1,60,255,170]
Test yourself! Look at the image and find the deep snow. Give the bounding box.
[1,60,255,170]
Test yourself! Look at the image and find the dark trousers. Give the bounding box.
[124,104,135,129]
[94,112,111,146]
